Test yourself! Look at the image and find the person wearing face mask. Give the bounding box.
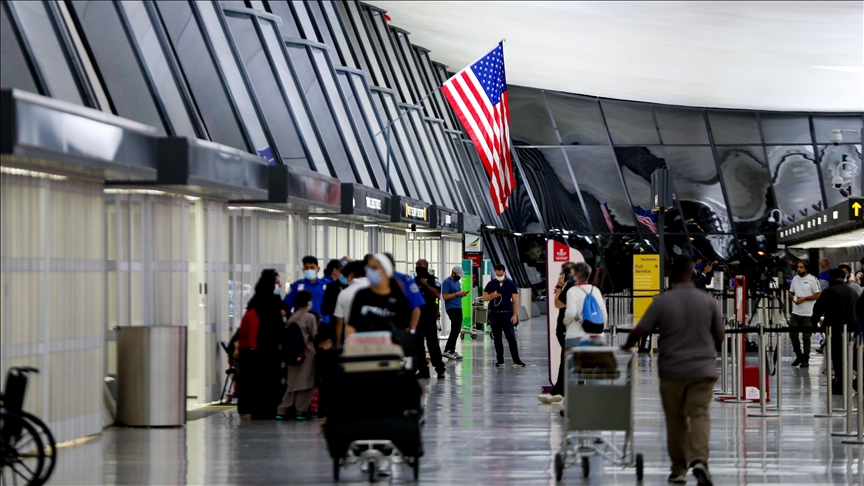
[284,256,327,317]
[276,290,318,421]
[321,258,351,331]
[788,260,821,368]
[415,259,446,379]
[332,261,369,345]
[839,264,863,297]
[483,264,525,368]
[538,262,577,404]
[812,269,859,393]
[442,266,468,360]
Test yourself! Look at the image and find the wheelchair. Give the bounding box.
[1,367,56,486]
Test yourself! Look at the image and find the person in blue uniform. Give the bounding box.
[284,256,327,317]
[483,264,525,367]
[415,259,445,379]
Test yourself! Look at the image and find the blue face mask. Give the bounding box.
[366,269,382,285]
[274,285,283,297]
[304,269,317,281]
[339,275,348,285]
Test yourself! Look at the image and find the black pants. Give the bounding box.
[830,326,857,388]
[444,308,463,352]
[417,317,445,376]
[550,324,566,396]
[490,313,521,364]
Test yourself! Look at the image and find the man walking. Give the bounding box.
[483,264,525,368]
[622,257,724,486]
[442,266,468,360]
[415,260,446,379]
[788,260,821,368]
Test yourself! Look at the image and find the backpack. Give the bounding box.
[578,285,605,334]
[285,318,307,366]
[237,309,260,353]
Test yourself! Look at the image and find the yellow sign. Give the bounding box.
[633,255,660,324]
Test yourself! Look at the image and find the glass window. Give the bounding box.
[544,91,607,145]
[511,146,587,233]
[265,1,302,38]
[447,133,478,216]
[121,1,198,138]
[600,100,659,145]
[414,49,445,120]
[653,107,709,144]
[156,0,248,150]
[661,146,730,233]
[767,145,823,220]
[372,89,422,198]
[707,111,762,145]
[427,120,466,211]
[813,116,863,144]
[461,138,497,223]
[760,114,811,144]
[507,86,558,145]
[291,0,316,40]
[395,31,424,104]
[354,77,404,195]
[285,42,357,181]
[716,146,771,221]
[333,0,366,72]
[320,0,353,68]
[259,21,328,172]
[303,0,333,49]
[564,146,635,230]
[399,107,438,203]
[820,144,862,207]
[410,111,454,207]
[224,13,309,168]
[615,146,665,211]
[70,1,166,134]
[0,3,39,93]
[309,46,371,185]
[196,1,270,153]
[337,71,386,189]
[10,1,83,105]
[361,7,395,91]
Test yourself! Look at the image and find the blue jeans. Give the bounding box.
[489,313,521,364]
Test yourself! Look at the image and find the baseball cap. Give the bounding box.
[339,257,353,272]
[452,266,465,277]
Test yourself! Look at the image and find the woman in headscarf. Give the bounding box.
[277,290,318,421]
[236,270,288,420]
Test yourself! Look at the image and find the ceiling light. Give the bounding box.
[485,225,496,229]
[788,229,864,249]
[513,232,523,236]
[1,167,67,180]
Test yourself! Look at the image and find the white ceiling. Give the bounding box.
[372,1,864,112]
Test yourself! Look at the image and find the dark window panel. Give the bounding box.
[564,146,635,230]
[820,144,862,207]
[285,42,357,182]
[197,1,270,152]
[291,0,316,40]
[224,12,309,168]
[320,0,354,68]
[544,91,607,145]
[70,1,166,134]
[600,100,659,145]
[427,119,466,211]
[259,20,329,171]
[393,29,424,105]
[121,1,199,139]
[0,3,39,93]
[371,12,413,102]
[767,145,823,221]
[460,138,497,223]
[661,146,730,233]
[615,146,666,212]
[370,87,418,197]
[9,1,83,105]
[759,114,811,144]
[357,5,393,89]
[432,61,460,130]
[414,48,445,120]
[155,0,249,150]
[337,70,386,189]
[715,146,772,222]
[348,72,404,193]
[507,85,558,145]
[707,111,762,145]
[413,114,457,208]
[264,1,303,38]
[813,116,863,144]
[400,107,440,204]
[333,0,368,73]
[446,133,479,216]
[653,107,709,144]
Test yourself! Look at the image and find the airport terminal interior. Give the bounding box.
[0,1,862,485]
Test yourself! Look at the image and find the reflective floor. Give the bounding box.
[51,317,863,485]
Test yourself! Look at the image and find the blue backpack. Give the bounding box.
[578,286,605,334]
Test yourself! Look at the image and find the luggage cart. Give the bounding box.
[461,298,489,340]
[554,347,643,481]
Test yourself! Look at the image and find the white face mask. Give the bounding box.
[496,274,505,282]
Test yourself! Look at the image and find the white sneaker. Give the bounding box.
[538,394,553,404]
[442,351,456,360]
[549,394,563,403]
[451,351,464,360]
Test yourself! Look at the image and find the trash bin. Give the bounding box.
[116,326,187,427]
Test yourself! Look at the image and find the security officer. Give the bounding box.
[284,255,327,317]
[415,259,446,379]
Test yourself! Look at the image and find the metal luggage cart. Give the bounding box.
[461,298,489,340]
[339,438,419,482]
[554,347,643,481]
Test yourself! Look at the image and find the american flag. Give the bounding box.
[442,43,514,214]
[600,202,615,232]
[632,205,658,233]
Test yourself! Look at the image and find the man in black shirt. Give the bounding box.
[694,262,713,291]
[811,268,859,393]
[415,259,445,379]
[539,262,576,403]
[483,263,525,367]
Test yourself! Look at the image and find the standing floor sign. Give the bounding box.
[546,240,584,387]
[633,255,660,324]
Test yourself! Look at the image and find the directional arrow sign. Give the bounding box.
[850,198,864,220]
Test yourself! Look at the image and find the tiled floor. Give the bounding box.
[51,317,863,485]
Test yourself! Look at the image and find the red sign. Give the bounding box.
[553,240,570,262]
[464,253,482,268]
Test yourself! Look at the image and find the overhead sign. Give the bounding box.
[340,183,390,219]
[633,255,660,324]
[777,198,864,246]
[464,253,482,268]
[408,231,441,241]
[390,195,430,226]
[430,205,459,232]
[850,198,863,220]
[464,234,482,253]
[545,239,584,388]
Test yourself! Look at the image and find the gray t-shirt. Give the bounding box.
[635,282,723,380]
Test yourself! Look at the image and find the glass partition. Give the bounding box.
[820,144,862,206]
[600,101,659,145]
[545,91,607,145]
[653,107,709,144]
[767,145,823,220]
[564,146,635,230]
[660,146,730,234]
[507,86,558,145]
[337,70,388,189]
[760,114,811,144]
[715,146,772,222]
[0,3,39,93]
[707,111,762,145]
[371,88,420,198]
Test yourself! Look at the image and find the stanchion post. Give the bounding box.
[836,324,850,413]
[721,327,729,394]
[768,327,794,412]
[835,331,859,436]
[815,326,842,418]
[749,324,779,417]
[842,335,864,444]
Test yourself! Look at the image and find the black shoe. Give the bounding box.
[799,360,809,368]
[512,362,526,368]
[495,362,506,368]
[690,460,713,486]
[791,355,802,367]
[416,372,431,379]
[437,371,446,379]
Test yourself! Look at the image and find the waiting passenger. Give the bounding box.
[236,270,289,420]
[811,268,859,394]
[277,290,318,421]
[839,264,863,297]
[538,261,577,404]
[562,262,607,348]
[284,256,327,315]
[483,264,525,368]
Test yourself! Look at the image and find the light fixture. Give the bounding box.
[767,209,784,225]
[485,225,496,230]
[830,128,863,145]
[513,232,523,236]
[1,166,67,181]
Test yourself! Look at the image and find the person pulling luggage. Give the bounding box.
[415,260,446,379]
